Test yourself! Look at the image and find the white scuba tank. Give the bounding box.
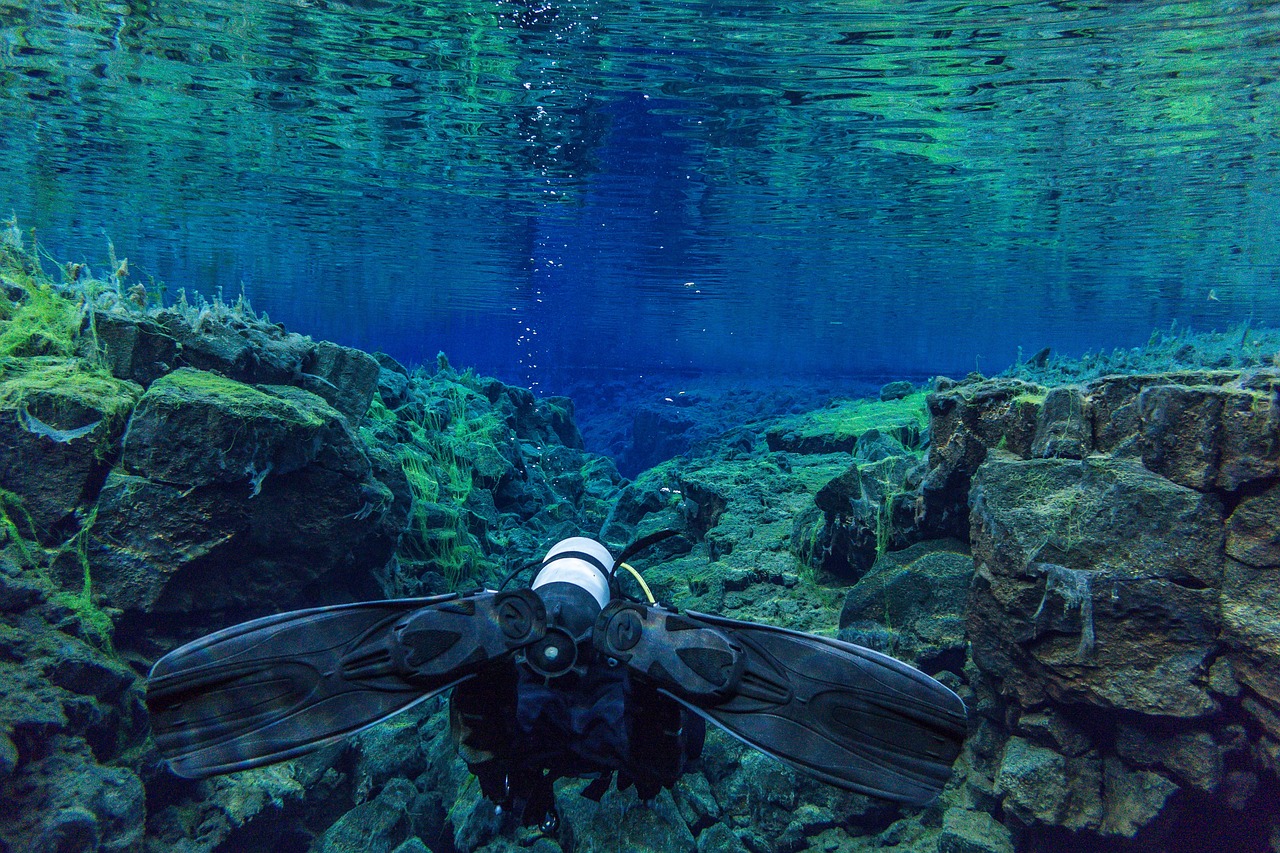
[531,537,613,610]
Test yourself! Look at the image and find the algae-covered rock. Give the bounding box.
[301,339,381,423]
[557,783,695,853]
[91,313,177,387]
[938,808,1015,853]
[923,380,1057,545]
[1029,385,1089,459]
[968,453,1223,717]
[995,736,1102,830]
[765,392,928,455]
[312,776,416,853]
[0,358,141,539]
[122,367,350,487]
[1220,559,1280,735]
[1099,757,1179,839]
[92,367,400,616]
[153,304,316,386]
[1226,482,1280,567]
[1138,380,1280,492]
[839,539,971,671]
[4,736,145,853]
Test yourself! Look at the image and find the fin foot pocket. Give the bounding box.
[594,600,744,700]
[147,589,546,778]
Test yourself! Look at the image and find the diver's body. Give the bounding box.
[451,657,703,828]
[146,535,967,825]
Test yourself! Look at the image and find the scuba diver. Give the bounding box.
[146,533,968,830]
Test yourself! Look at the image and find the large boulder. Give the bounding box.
[0,359,140,541]
[89,368,403,619]
[968,452,1224,717]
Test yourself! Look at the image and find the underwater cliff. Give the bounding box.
[1,229,1279,852]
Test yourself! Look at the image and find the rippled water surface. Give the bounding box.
[2,0,1277,387]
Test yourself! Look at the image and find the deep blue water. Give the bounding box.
[2,0,1278,393]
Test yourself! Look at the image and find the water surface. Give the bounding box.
[2,0,1277,388]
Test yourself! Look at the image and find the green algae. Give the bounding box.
[48,506,115,652]
[0,357,140,434]
[147,368,329,428]
[767,391,930,453]
[0,487,38,568]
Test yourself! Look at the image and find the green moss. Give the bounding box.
[1012,391,1047,408]
[772,391,930,450]
[150,368,328,428]
[0,273,83,358]
[49,506,114,652]
[0,488,39,567]
[0,357,141,457]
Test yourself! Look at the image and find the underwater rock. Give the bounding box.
[920,379,1043,541]
[695,823,750,853]
[0,359,140,541]
[838,539,971,672]
[1220,559,1280,743]
[1226,482,1280,567]
[9,737,145,853]
[937,808,1015,853]
[92,368,400,617]
[299,340,382,424]
[627,403,697,475]
[1138,379,1280,492]
[969,453,1224,716]
[374,352,411,408]
[92,313,177,387]
[154,306,316,386]
[1029,385,1089,459]
[557,784,695,853]
[879,380,915,402]
[797,454,921,585]
[1098,757,1179,839]
[312,776,416,853]
[122,368,361,486]
[765,394,927,456]
[994,736,1102,831]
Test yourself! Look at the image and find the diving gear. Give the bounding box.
[593,601,968,806]
[531,536,613,609]
[522,538,615,680]
[145,533,967,809]
[147,589,545,778]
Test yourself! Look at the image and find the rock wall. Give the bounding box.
[928,370,1280,850]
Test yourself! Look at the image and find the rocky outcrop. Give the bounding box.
[90,367,403,620]
[940,368,1280,849]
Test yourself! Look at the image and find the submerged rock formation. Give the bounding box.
[930,369,1280,850]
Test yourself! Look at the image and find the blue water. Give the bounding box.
[2,0,1278,392]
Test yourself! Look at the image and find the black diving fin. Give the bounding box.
[147,589,546,778]
[594,601,968,806]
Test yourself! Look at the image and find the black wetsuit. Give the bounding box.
[450,660,705,826]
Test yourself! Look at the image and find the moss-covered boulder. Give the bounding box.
[765,392,928,455]
[91,368,403,618]
[121,368,357,486]
[969,453,1224,716]
[0,358,141,540]
[838,539,971,672]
